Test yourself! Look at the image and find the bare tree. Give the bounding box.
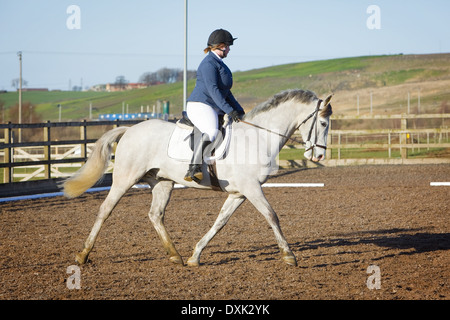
[139,72,159,85]
[11,78,28,89]
[114,75,128,90]
[139,68,196,85]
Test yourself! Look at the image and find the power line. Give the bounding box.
[5,50,183,58]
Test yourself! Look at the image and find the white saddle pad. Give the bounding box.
[167,123,232,163]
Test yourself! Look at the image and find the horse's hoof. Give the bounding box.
[75,252,87,265]
[169,256,185,265]
[283,255,297,267]
[187,257,200,267]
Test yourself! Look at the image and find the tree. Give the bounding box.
[8,101,42,124]
[139,72,160,85]
[11,78,28,89]
[157,68,176,83]
[114,75,129,90]
[177,70,196,82]
[139,68,196,85]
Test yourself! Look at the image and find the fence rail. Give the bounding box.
[279,113,450,167]
[1,120,143,183]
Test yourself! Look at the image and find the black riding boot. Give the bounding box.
[184,135,212,183]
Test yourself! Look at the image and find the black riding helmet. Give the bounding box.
[207,29,237,46]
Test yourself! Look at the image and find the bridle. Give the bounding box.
[304,99,328,153]
[240,98,327,152]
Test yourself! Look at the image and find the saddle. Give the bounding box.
[168,112,231,162]
[168,112,232,191]
[176,111,196,130]
[176,111,227,149]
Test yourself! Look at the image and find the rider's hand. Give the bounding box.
[228,110,241,123]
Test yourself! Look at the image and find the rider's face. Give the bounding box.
[218,45,230,58]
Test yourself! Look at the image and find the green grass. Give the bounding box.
[1,53,450,122]
[235,56,374,82]
[0,90,110,107]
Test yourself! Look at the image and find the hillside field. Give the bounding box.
[1,53,450,122]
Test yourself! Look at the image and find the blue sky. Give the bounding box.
[1,0,449,90]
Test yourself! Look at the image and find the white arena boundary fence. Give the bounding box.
[1,113,449,199]
[133,183,325,189]
[0,183,325,203]
[4,180,450,203]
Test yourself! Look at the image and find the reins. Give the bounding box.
[240,98,325,149]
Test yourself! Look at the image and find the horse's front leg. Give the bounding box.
[245,185,297,266]
[187,193,245,266]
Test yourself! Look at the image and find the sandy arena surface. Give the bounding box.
[0,164,449,302]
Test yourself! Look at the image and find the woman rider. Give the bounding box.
[184,29,245,183]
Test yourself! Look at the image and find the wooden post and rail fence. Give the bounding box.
[1,113,449,196]
[279,113,450,167]
[1,120,141,185]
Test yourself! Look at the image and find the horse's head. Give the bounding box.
[302,94,333,162]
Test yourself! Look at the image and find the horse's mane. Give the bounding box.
[244,89,320,120]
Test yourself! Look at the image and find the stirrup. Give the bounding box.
[184,165,203,183]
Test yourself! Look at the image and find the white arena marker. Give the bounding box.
[430,182,450,186]
[133,183,324,189]
[132,184,188,189]
[262,183,324,188]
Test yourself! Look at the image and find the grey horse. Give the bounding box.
[64,89,332,267]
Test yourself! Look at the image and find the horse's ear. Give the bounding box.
[323,94,333,107]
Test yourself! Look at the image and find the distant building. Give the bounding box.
[90,82,163,92]
[105,82,148,92]
[19,88,49,92]
[90,84,107,92]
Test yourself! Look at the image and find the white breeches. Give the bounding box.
[186,102,219,142]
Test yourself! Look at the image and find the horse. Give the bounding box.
[64,89,333,267]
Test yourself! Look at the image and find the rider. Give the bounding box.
[184,28,245,183]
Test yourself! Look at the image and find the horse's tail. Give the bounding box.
[63,127,129,198]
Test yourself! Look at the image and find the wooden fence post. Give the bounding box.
[388,132,391,158]
[326,119,332,160]
[43,121,51,179]
[338,132,341,160]
[3,123,12,183]
[80,120,87,160]
[401,116,408,159]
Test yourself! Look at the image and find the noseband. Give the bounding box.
[304,99,327,153]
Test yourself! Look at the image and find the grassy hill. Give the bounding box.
[1,53,450,122]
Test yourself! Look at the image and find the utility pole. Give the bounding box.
[183,0,188,111]
[17,51,23,142]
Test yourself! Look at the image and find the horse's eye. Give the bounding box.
[320,121,327,127]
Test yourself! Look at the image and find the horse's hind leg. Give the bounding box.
[75,182,129,264]
[147,179,183,265]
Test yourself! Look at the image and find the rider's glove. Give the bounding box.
[228,110,241,123]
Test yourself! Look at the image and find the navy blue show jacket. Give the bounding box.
[187,51,244,115]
